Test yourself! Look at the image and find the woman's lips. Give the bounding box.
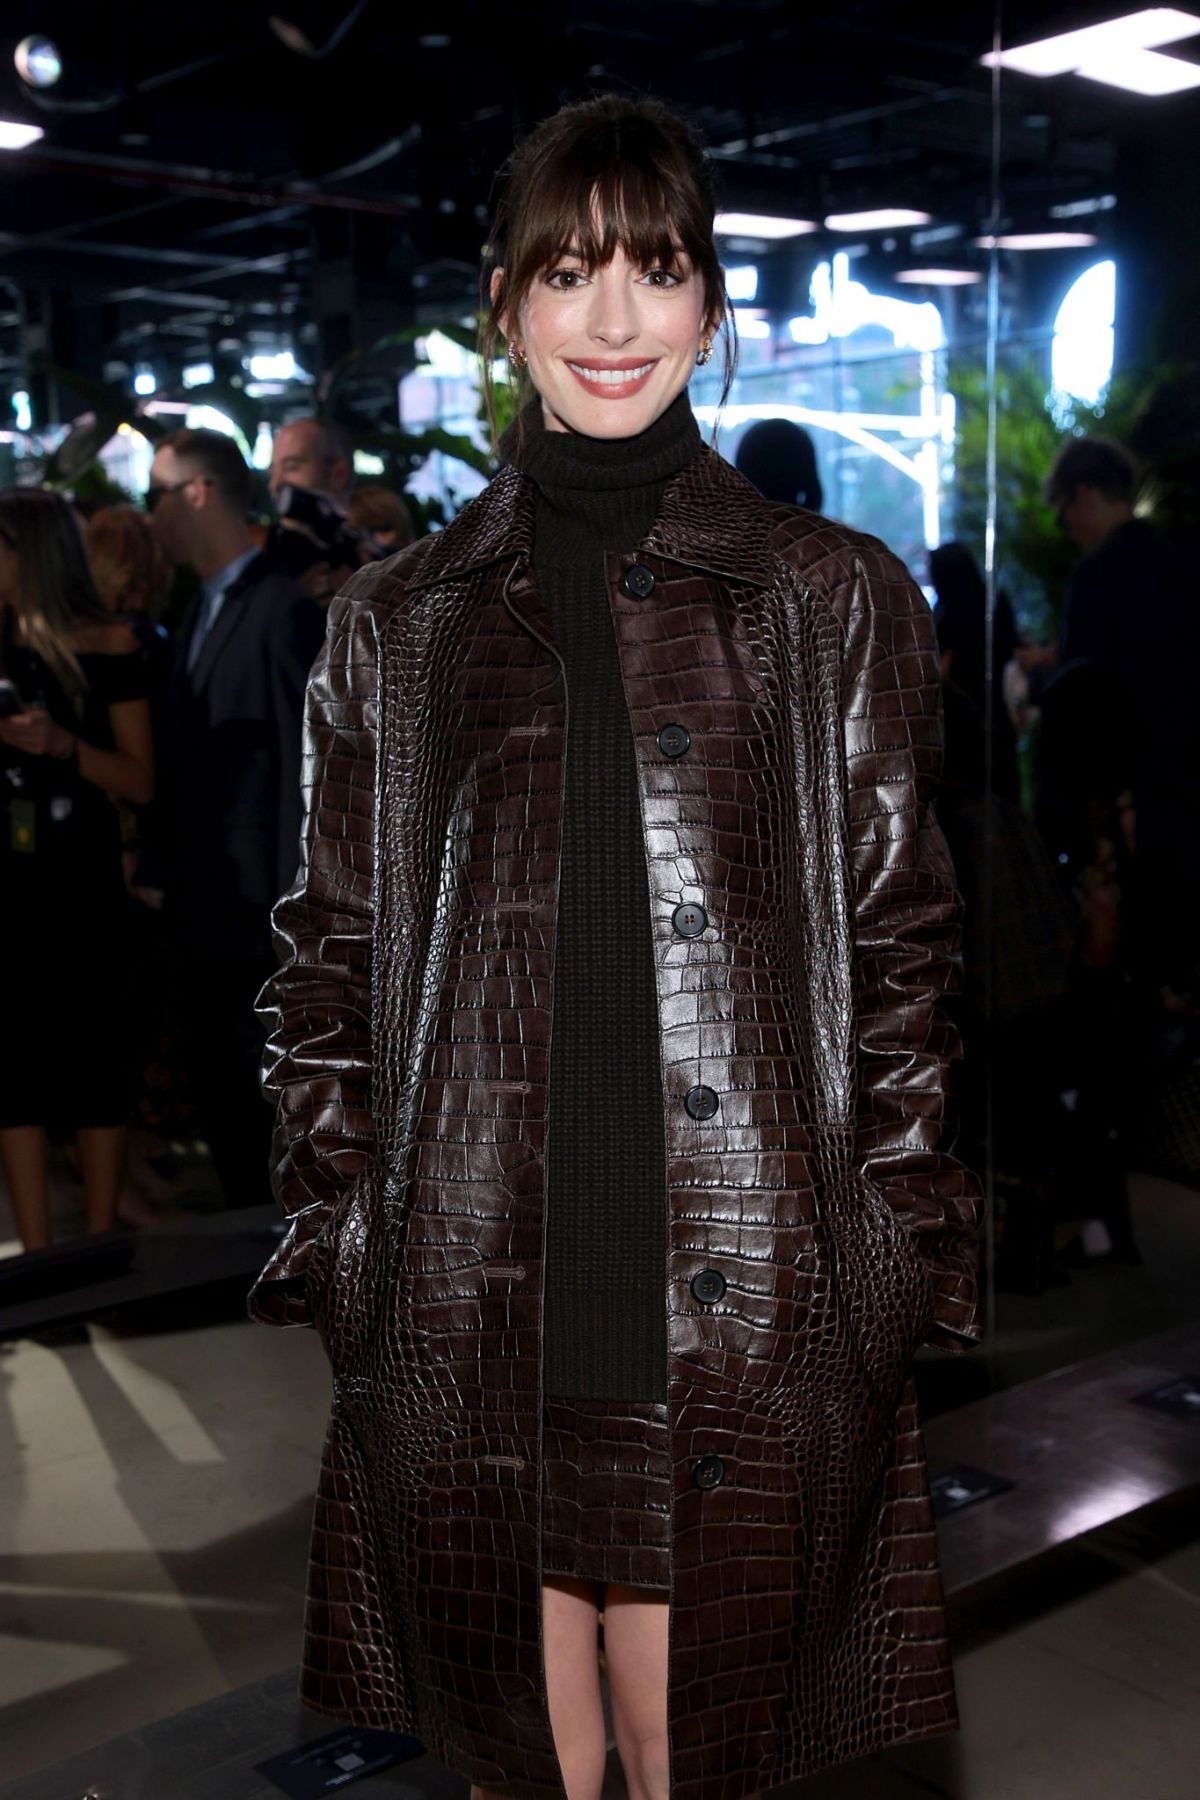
[564,358,659,399]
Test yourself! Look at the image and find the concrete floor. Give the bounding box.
[1,1167,1198,1796]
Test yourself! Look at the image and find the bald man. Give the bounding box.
[268,418,353,508]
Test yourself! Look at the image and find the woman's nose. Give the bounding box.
[587,282,638,345]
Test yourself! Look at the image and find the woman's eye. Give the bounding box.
[546,268,586,289]
[643,267,683,288]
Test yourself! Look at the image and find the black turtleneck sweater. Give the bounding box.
[501,392,703,1404]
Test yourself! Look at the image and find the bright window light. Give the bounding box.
[247,350,299,380]
[981,8,1200,75]
[894,268,983,286]
[714,212,818,240]
[786,251,945,352]
[1077,44,1200,91]
[182,362,214,388]
[418,330,475,377]
[733,309,771,339]
[0,119,43,149]
[975,231,1099,250]
[825,208,932,231]
[133,369,157,396]
[724,265,759,302]
[354,450,385,475]
[1052,259,1116,405]
[12,390,32,431]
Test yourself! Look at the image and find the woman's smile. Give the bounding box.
[563,356,660,397]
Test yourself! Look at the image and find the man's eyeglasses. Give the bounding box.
[144,475,212,513]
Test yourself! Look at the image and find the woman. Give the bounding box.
[248,97,981,1800]
[0,489,154,1248]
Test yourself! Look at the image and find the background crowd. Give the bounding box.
[0,415,1195,1299]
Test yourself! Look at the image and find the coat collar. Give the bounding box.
[405,445,776,591]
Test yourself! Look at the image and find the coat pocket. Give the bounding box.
[305,1163,379,1357]
[825,1174,933,1401]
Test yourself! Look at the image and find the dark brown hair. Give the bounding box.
[1045,434,1138,509]
[480,95,736,445]
[164,426,253,513]
[0,486,109,710]
[86,504,168,613]
[346,483,415,546]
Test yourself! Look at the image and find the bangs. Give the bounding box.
[505,121,712,285]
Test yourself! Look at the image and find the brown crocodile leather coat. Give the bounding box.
[247,444,983,1798]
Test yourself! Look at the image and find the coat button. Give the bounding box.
[620,562,655,599]
[692,1454,725,1490]
[690,1268,727,1304]
[672,901,707,938]
[657,722,690,758]
[684,1084,719,1120]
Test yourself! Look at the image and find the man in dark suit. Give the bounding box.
[148,427,327,1206]
[1045,434,1199,994]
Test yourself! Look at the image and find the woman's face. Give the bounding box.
[506,244,714,438]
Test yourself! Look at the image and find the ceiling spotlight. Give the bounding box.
[1076,45,1200,92]
[982,8,1200,77]
[0,119,44,149]
[974,231,1099,250]
[269,0,370,58]
[825,209,933,231]
[894,268,984,286]
[715,212,818,240]
[14,35,62,89]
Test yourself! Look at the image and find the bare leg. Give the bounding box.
[0,1125,52,1250]
[604,1584,670,1800]
[470,1574,606,1800]
[75,1125,127,1234]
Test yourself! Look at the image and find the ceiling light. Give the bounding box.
[182,362,215,388]
[894,268,984,286]
[825,209,932,231]
[1077,45,1200,91]
[133,369,157,397]
[0,119,44,149]
[269,1,370,58]
[14,35,61,89]
[1049,195,1117,218]
[981,8,1200,76]
[974,231,1099,250]
[714,212,818,240]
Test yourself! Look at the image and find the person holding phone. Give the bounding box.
[0,488,154,1250]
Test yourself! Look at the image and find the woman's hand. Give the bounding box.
[0,708,75,759]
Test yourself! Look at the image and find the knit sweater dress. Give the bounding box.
[500,392,703,1589]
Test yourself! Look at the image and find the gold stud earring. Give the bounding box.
[507,342,528,369]
[696,338,713,367]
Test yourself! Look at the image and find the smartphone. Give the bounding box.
[0,678,25,719]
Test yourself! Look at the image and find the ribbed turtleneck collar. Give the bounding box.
[499,389,702,549]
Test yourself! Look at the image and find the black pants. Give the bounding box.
[171,943,276,1208]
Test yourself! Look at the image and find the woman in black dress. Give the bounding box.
[0,489,155,1248]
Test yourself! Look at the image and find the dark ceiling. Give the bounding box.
[0,1,1189,424]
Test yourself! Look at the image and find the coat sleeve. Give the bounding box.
[839,541,984,1353]
[247,570,380,1328]
[268,581,332,903]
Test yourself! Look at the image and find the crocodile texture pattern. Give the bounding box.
[541,1396,671,1588]
[248,445,982,1800]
